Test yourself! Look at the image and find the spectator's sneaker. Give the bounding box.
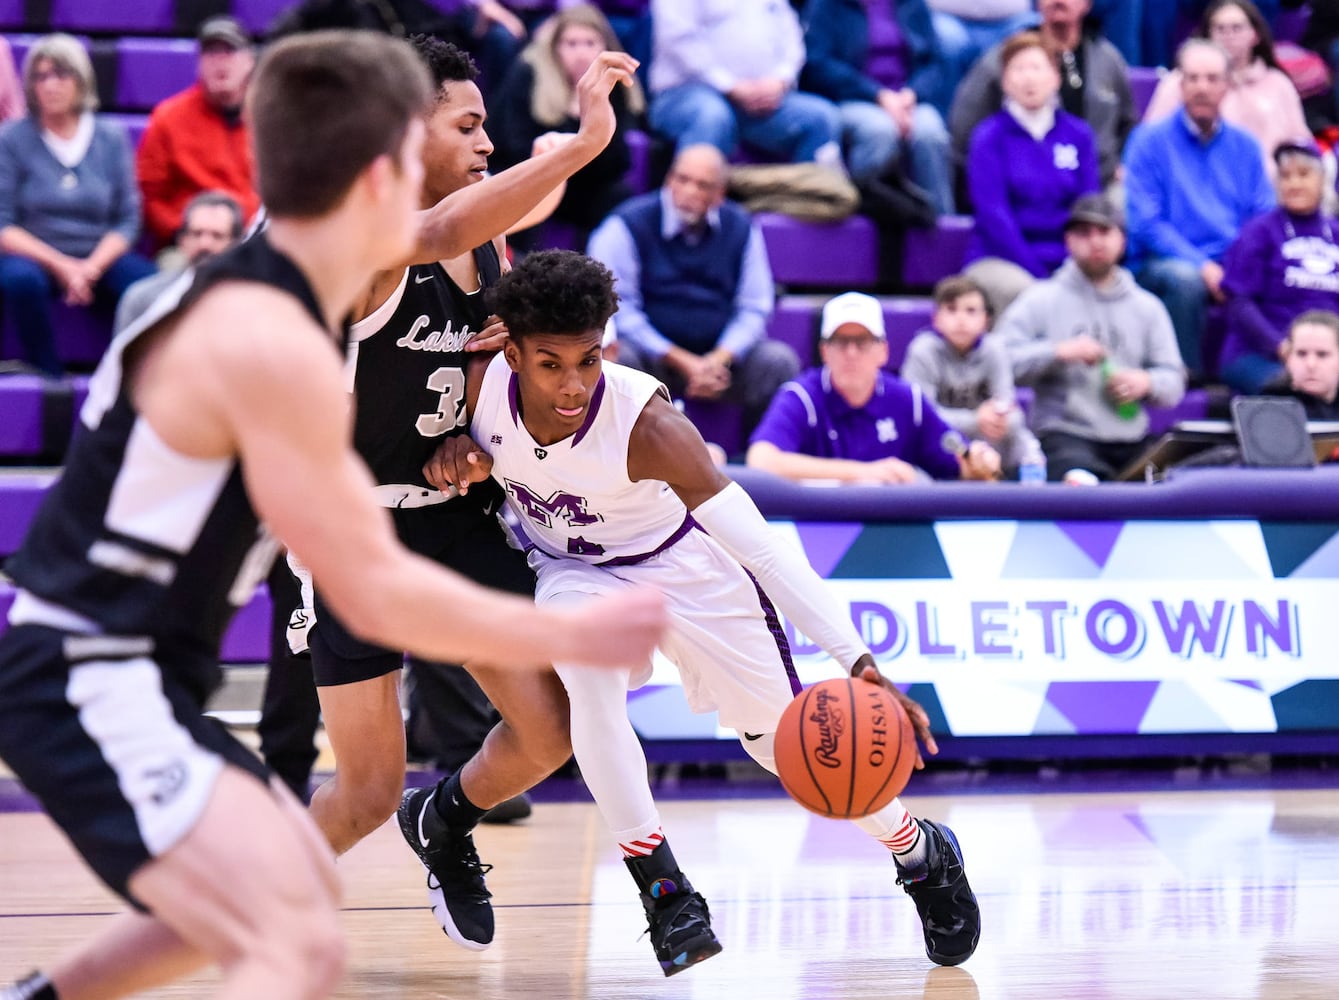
[895,819,981,967]
[625,853,722,976]
[397,786,494,950]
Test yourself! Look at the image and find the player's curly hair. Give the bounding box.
[489,250,619,338]
[408,33,479,95]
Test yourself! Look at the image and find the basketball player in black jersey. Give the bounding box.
[0,33,660,1000]
[288,36,580,952]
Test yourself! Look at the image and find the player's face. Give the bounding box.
[1286,323,1339,403]
[505,330,606,440]
[421,80,492,206]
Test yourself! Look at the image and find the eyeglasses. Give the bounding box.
[1209,21,1252,35]
[32,66,75,84]
[825,335,881,351]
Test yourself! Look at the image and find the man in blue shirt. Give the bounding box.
[746,291,1000,483]
[1123,38,1275,376]
[588,143,800,435]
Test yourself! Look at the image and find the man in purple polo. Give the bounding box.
[745,291,1000,484]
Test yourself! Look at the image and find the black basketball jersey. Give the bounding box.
[347,243,504,555]
[5,235,327,693]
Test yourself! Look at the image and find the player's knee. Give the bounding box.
[336,762,405,833]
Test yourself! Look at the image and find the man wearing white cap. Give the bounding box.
[746,291,1001,483]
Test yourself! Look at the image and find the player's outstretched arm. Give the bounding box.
[194,292,665,672]
[410,52,637,265]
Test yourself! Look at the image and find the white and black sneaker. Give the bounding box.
[397,785,495,950]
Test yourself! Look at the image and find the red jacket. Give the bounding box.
[136,83,259,249]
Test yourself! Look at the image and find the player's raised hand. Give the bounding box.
[573,51,638,154]
[560,588,667,668]
[423,434,493,496]
[851,653,938,768]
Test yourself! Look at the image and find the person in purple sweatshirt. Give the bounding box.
[1219,138,1339,394]
[963,30,1100,318]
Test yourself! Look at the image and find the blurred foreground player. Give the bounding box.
[0,33,664,1000]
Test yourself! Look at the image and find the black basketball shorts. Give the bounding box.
[307,514,536,687]
[0,624,270,905]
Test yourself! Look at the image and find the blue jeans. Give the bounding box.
[0,252,156,376]
[931,10,1039,113]
[648,82,840,163]
[838,100,954,214]
[1136,256,1207,374]
[1220,351,1284,395]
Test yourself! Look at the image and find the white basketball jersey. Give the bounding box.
[472,355,690,564]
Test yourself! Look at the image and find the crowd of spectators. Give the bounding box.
[1,0,1337,483]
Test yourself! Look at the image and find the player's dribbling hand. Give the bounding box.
[423,434,494,496]
[564,588,667,667]
[573,51,638,154]
[851,653,938,769]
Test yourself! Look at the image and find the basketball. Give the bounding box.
[774,677,916,819]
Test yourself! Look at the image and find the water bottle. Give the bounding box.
[1101,358,1141,420]
[1019,438,1047,486]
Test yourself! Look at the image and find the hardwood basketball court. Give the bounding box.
[3,775,1336,999]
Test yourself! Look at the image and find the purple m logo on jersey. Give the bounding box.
[505,479,603,528]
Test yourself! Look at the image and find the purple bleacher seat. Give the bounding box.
[0,375,91,457]
[232,0,296,34]
[220,586,273,662]
[1127,66,1163,118]
[51,0,173,33]
[103,112,151,150]
[1,304,113,372]
[881,298,933,371]
[117,39,197,112]
[756,213,880,288]
[1275,5,1311,43]
[0,0,23,31]
[767,294,823,365]
[901,215,973,290]
[0,474,54,556]
[1147,387,1210,437]
[681,397,745,458]
[625,128,652,194]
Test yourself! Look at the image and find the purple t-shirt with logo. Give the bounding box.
[1221,207,1339,363]
[750,367,963,480]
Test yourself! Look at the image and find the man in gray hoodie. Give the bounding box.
[995,193,1186,480]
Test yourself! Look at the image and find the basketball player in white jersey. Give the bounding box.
[0,37,664,1000]
[422,250,982,974]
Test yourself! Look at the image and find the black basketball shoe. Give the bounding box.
[894,819,981,966]
[397,786,494,950]
[626,845,722,976]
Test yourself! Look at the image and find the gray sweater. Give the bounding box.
[995,258,1186,442]
[0,116,140,257]
[902,329,1036,466]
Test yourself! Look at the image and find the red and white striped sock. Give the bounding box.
[855,799,928,869]
[617,824,665,859]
